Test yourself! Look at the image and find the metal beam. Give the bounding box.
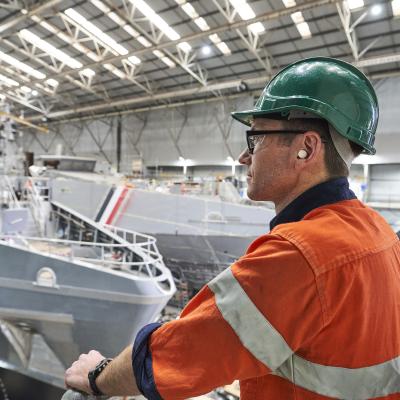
[29,76,265,120]
[19,0,343,85]
[2,38,106,103]
[0,111,48,133]
[211,0,274,74]
[116,114,121,172]
[27,47,400,121]
[0,0,63,34]
[104,0,211,88]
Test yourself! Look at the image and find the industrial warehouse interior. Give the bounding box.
[0,0,400,399]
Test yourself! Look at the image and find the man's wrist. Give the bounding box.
[88,358,113,396]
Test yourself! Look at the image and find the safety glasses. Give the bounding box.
[246,130,307,154]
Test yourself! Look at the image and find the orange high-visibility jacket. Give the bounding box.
[133,182,400,399]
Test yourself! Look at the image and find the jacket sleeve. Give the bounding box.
[144,236,325,400]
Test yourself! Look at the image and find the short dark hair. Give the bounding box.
[278,119,363,177]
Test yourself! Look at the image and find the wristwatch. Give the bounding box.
[88,357,113,396]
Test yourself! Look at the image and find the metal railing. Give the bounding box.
[0,234,175,295]
[0,175,21,208]
[103,224,162,260]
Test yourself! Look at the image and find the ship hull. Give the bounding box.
[0,241,170,369]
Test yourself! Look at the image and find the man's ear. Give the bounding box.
[300,131,324,162]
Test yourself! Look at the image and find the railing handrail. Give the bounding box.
[0,175,21,208]
[0,234,169,283]
[0,234,161,255]
[103,224,157,243]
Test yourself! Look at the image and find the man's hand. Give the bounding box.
[65,350,105,394]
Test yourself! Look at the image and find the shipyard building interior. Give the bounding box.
[0,0,400,399]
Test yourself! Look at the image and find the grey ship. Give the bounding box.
[0,175,175,387]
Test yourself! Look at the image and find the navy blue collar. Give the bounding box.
[270,177,356,230]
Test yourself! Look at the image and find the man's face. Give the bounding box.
[239,118,295,202]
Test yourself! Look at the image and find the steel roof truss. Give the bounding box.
[125,114,148,157]
[211,0,274,74]
[33,13,152,96]
[336,1,362,60]
[0,0,23,11]
[337,2,382,62]
[2,92,47,114]
[60,10,154,94]
[117,0,211,88]
[10,34,101,98]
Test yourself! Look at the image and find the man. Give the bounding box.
[65,58,400,399]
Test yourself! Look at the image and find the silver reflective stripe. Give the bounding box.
[276,354,400,399]
[209,267,400,399]
[208,267,293,370]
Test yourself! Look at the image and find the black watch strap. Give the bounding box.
[88,358,113,396]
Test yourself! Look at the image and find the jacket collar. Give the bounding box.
[269,177,356,230]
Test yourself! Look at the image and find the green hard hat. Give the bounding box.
[232,57,379,154]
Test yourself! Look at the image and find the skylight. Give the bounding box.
[153,50,176,67]
[229,0,255,20]
[177,42,192,53]
[346,0,364,10]
[282,0,296,7]
[0,50,46,79]
[290,12,312,39]
[392,0,400,16]
[209,34,231,55]
[46,78,59,87]
[194,17,210,31]
[0,73,19,87]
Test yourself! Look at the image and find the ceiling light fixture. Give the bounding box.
[371,4,383,15]
[202,45,211,55]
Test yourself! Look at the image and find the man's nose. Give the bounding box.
[238,148,251,165]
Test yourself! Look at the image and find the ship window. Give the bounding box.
[36,267,58,288]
